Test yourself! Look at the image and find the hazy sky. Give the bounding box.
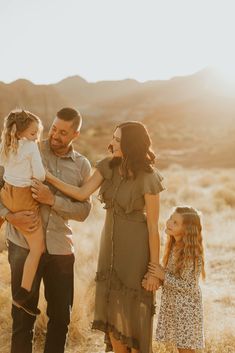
[0,0,235,84]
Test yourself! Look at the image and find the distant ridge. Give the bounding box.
[0,68,234,167]
[1,67,235,125]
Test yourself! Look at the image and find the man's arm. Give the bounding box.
[32,158,92,222]
[50,157,92,221]
[31,180,92,222]
[0,166,9,218]
[52,195,91,222]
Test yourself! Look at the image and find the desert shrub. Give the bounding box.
[214,188,235,208]
[1,167,235,353]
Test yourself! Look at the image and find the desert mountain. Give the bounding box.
[0,68,234,167]
[0,79,68,130]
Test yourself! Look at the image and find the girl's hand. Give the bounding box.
[142,272,161,292]
[148,263,165,281]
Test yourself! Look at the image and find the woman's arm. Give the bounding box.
[145,193,160,265]
[142,193,161,291]
[46,169,104,201]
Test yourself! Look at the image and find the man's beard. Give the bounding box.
[49,136,67,152]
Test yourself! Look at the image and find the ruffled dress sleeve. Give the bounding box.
[143,169,165,195]
[95,157,113,180]
[95,157,113,206]
[125,169,165,214]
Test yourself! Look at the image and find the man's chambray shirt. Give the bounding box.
[0,140,92,255]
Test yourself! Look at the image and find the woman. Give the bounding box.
[45,121,164,353]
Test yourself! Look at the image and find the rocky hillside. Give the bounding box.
[0,68,234,167]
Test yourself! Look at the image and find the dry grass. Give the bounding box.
[0,166,235,352]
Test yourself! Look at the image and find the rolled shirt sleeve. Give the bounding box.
[51,156,92,221]
[52,196,91,222]
[0,165,9,218]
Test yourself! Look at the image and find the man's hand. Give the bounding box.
[6,211,39,232]
[31,179,55,206]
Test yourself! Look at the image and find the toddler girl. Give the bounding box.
[0,109,45,316]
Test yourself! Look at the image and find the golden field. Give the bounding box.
[0,165,235,352]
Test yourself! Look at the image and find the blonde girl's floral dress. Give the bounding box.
[156,247,205,349]
[92,157,164,353]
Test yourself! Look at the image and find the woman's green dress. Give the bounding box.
[92,157,164,353]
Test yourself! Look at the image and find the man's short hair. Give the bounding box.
[56,107,82,131]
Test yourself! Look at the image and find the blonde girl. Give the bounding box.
[148,206,205,353]
[0,110,45,316]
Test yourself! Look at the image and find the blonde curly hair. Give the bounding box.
[0,109,42,162]
[163,206,206,280]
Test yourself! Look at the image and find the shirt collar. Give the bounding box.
[44,139,77,162]
[63,145,76,161]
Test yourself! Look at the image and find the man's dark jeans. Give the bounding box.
[8,241,75,353]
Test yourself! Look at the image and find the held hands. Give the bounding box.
[142,262,165,292]
[141,271,161,292]
[148,263,165,281]
[31,179,55,206]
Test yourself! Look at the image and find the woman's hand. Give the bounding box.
[45,170,54,182]
[141,271,161,292]
[148,263,165,281]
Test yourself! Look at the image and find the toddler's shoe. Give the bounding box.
[13,287,40,316]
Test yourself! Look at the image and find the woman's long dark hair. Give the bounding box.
[109,121,156,178]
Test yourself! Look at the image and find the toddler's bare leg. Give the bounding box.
[21,223,45,291]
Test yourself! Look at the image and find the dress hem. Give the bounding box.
[156,337,205,350]
[92,320,139,352]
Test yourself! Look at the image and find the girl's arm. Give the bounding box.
[30,142,46,181]
[149,260,200,291]
[164,259,200,291]
[46,169,104,201]
[142,193,161,291]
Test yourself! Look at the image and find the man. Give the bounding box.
[0,107,92,353]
